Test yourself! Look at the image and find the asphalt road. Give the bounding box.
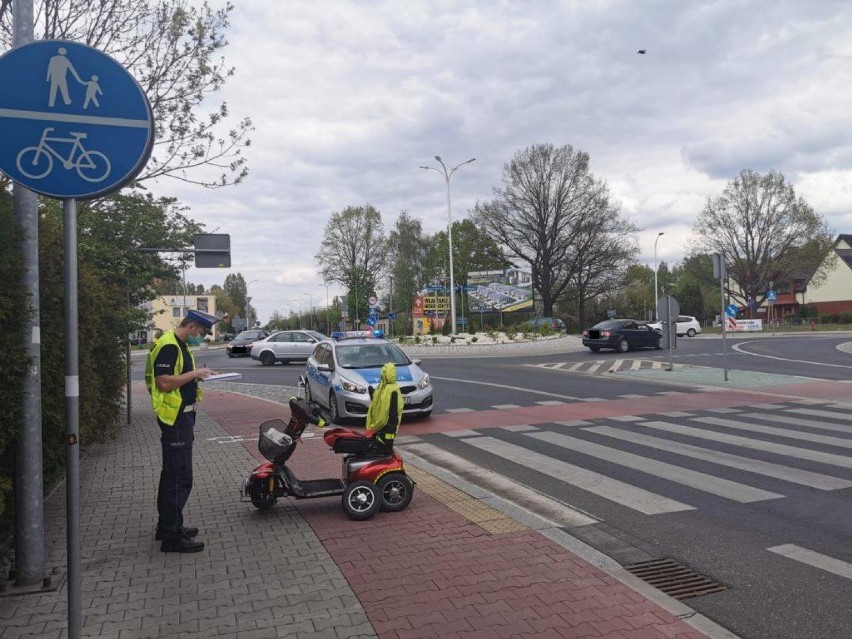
[131,334,852,638]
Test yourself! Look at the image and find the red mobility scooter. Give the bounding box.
[243,396,414,520]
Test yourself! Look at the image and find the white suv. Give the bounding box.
[649,315,702,337]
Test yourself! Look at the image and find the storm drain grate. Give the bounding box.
[624,558,726,600]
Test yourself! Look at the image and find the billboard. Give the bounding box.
[466,268,533,312]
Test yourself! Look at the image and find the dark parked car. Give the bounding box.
[524,316,566,332]
[226,329,269,357]
[582,319,661,353]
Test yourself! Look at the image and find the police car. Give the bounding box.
[303,330,433,422]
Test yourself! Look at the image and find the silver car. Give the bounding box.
[250,330,326,366]
[303,332,433,422]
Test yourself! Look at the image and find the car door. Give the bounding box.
[307,344,334,407]
[266,332,292,359]
[291,331,316,360]
[636,322,656,347]
[620,320,638,347]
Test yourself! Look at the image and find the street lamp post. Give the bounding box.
[246,279,259,330]
[421,155,476,335]
[653,233,664,321]
[321,283,330,334]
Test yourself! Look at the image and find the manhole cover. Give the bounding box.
[625,558,726,600]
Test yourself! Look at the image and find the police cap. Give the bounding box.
[185,309,220,335]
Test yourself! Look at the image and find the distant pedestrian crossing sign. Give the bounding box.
[0,40,154,199]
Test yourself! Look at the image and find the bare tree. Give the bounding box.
[692,170,835,309]
[0,0,252,188]
[316,205,387,323]
[473,143,628,316]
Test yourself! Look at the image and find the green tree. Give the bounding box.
[316,205,387,325]
[473,143,630,316]
[0,0,252,187]
[386,211,429,334]
[693,170,835,310]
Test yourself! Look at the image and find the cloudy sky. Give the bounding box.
[155,0,852,325]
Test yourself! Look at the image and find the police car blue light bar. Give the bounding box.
[331,330,378,340]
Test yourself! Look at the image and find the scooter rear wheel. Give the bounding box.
[342,480,380,520]
[377,473,413,512]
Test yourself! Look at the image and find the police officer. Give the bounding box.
[145,309,219,552]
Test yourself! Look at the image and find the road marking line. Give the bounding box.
[445,407,475,413]
[462,436,694,515]
[535,400,566,406]
[586,426,852,491]
[568,362,585,371]
[528,431,782,503]
[768,544,852,580]
[631,359,642,370]
[694,416,852,450]
[609,359,625,373]
[642,421,852,469]
[745,411,852,434]
[492,404,522,410]
[430,375,582,401]
[784,407,852,425]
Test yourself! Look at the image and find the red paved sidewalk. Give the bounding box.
[202,390,711,639]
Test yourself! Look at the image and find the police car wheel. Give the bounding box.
[304,381,313,405]
[342,480,380,520]
[378,473,414,512]
[329,390,341,423]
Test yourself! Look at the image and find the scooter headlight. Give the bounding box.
[417,374,431,390]
[340,377,367,394]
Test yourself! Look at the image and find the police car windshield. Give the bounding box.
[336,343,410,369]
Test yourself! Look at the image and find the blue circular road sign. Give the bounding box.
[726,304,738,317]
[0,40,153,199]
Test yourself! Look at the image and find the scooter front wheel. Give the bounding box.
[251,493,276,510]
[342,480,380,521]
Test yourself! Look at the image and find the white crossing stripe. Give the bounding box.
[786,407,852,423]
[401,441,599,528]
[492,404,522,410]
[631,359,642,370]
[528,431,782,503]
[568,362,585,371]
[694,416,852,450]
[586,362,605,373]
[768,544,852,581]
[642,421,852,469]
[747,411,852,434]
[445,408,475,413]
[462,436,694,515]
[585,425,852,491]
[608,359,625,373]
[535,401,566,406]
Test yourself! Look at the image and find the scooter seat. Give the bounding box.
[323,427,367,448]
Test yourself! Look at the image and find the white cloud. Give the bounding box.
[154,0,852,323]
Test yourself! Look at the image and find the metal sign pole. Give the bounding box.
[63,198,81,639]
[720,263,729,382]
[667,295,673,371]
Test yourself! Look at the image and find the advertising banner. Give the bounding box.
[466,268,533,313]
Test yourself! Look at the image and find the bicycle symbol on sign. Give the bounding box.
[16,127,111,183]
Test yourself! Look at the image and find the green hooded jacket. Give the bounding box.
[365,362,404,443]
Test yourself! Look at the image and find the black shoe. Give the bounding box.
[161,537,204,553]
[155,525,199,540]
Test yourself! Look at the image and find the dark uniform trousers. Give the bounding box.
[157,410,195,539]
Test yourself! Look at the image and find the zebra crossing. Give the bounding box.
[527,358,675,374]
[400,399,852,584]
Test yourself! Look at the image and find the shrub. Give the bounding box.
[820,314,833,324]
[432,336,437,344]
[840,312,852,324]
[471,336,478,343]
[414,335,421,344]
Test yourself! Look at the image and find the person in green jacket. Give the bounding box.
[365,362,404,450]
[145,310,219,553]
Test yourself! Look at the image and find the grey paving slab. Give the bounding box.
[0,399,374,639]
